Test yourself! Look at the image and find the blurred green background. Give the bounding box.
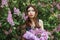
[0,0,60,40]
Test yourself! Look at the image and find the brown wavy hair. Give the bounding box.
[25,5,40,28]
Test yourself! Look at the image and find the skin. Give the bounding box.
[27,7,36,27]
[27,7,35,19]
[27,7,44,30]
[21,6,44,40]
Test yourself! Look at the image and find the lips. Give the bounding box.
[29,13,33,16]
[30,15,33,16]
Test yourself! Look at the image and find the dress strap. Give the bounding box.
[26,26,31,31]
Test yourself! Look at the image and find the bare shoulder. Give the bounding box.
[39,19,43,23]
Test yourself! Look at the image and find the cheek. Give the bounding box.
[32,12,35,16]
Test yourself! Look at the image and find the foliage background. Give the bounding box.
[0,0,60,40]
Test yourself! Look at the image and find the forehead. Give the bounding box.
[28,7,34,10]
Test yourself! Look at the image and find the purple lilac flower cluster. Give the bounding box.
[7,10,15,26]
[23,28,48,40]
[14,7,20,16]
[22,12,28,20]
[1,0,8,8]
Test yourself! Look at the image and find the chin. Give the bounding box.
[30,16,34,18]
[28,15,34,18]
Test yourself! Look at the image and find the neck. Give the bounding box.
[30,18,35,29]
[30,18,34,23]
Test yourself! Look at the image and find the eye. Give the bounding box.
[27,10,35,12]
[32,10,35,12]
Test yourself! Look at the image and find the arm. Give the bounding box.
[39,19,49,40]
[39,19,44,30]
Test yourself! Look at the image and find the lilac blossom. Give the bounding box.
[56,3,60,10]
[23,31,40,40]
[1,0,8,8]
[35,28,48,40]
[23,28,49,40]
[22,12,28,20]
[7,10,15,26]
[14,7,20,16]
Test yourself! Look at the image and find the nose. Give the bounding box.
[30,11,32,14]
[30,12,32,15]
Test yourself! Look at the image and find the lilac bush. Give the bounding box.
[0,0,60,40]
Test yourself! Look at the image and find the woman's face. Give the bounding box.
[27,7,35,19]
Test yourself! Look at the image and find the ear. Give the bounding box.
[39,19,44,30]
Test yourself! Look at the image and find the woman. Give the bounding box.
[21,5,48,40]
